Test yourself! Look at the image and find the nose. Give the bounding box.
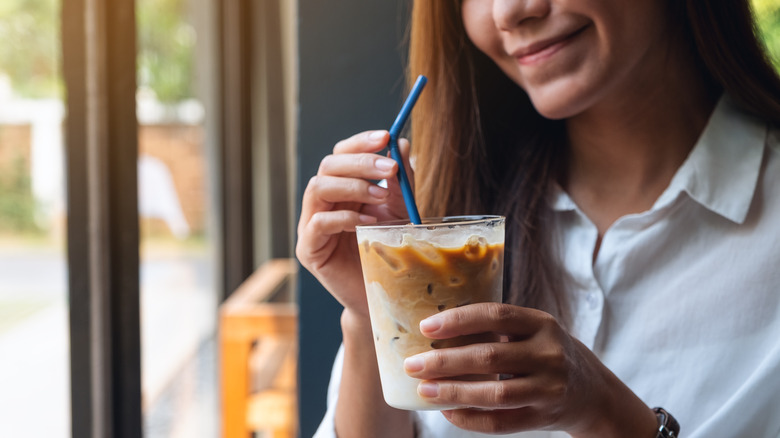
[493,0,551,31]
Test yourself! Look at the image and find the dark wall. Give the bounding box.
[296,1,410,436]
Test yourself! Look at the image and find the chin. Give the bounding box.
[525,86,592,120]
[528,100,584,121]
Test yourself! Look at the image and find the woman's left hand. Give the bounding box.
[403,303,658,437]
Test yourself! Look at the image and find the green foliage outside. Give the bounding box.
[0,0,196,233]
[753,0,780,71]
[137,0,196,103]
[0,154,40,233]
[0,0,196,102]
[0,0,57,234]
[0,0,61,99]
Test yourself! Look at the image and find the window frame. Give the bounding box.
[61,0,261,435]
[63,0,142,436]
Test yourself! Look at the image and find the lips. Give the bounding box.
[511,25,588,66]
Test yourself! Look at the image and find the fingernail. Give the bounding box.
[418,382,439,398]
[404,356,424,373]
[420,317,441,333]
[369,131,386,141]
[375,158,395,171]
[368,185,388,198]
[359,214,377,224]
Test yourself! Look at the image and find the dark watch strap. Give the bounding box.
[653,407,680,438]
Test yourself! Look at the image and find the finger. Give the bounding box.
[297,210,377,263]
[418,377,559,411]
[404,342,536,379]
[441,406,546,435]
[317,153,397,180]
[419,303,556,340]
[299,175,390,227]
[333,130,389,154]
[309,175,390,205]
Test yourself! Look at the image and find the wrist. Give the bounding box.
[336,309,414,438]
[572,354,658,438]
[341,308,374,345]
[575,397,657,438]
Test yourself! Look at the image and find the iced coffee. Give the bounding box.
[355,216,505,410]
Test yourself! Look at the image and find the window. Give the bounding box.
[136,0,220,435]
[1,0,421,435]
[58,0,295,436]
[0,1,69,436]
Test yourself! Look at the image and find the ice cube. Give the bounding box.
[401,234,444,264]
[464,235,488,258]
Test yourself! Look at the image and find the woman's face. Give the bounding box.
[461,0,676,119]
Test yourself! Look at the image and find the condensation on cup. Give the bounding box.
[356,216,505,410]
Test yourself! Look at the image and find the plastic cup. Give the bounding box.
[355,215,505,410]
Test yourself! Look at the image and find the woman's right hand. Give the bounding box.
[296,130,413,318]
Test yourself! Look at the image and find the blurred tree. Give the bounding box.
[0,154,39,233]
[0,0,196,102]
[137,0,196,103]
[0,0,61,99]
[754,0,780,71]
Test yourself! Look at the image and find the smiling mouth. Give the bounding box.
[513,25,589,66]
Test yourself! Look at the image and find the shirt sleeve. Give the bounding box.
[312,343,346,438]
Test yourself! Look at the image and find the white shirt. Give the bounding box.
[314,96,780,438]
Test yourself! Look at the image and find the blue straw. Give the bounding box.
[388,75,426,225]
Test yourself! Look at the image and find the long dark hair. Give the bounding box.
[408,0,780,322]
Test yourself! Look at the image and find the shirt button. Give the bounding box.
[586,293,600,310]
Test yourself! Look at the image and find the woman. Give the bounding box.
[297,0,780,437]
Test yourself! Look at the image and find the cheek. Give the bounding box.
[462,1,508,68]
[462,8,527,89]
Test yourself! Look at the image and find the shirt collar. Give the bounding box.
[550,95,768,224]
[549,182,576,212]
[654,95,767,224]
